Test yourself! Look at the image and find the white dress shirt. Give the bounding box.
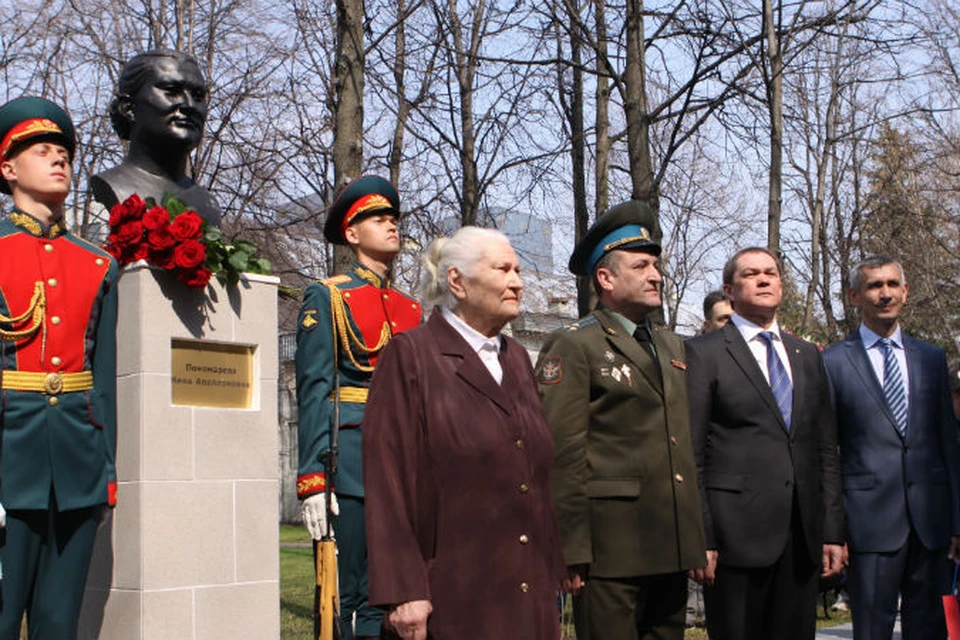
[859,323,910,413]
[441,307,503,384]
[730,313,794,385]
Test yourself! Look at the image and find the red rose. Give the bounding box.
[105,242,124,263]
[132,243,150,262]
[113,220,143,247]
[108,194,146,227]
[142,206,171,231]
[178,266,212,289]
[173,239,207,269]
[147,227,176,251]
[151,248,176,270]
[169,211,204,241]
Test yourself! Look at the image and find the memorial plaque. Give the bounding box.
[171,339,255,408]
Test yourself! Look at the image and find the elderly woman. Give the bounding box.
[362,226,565,640]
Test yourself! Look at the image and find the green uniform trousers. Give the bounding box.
[573,571,687,640]
[0,502,99,640]
[336,495,382,639]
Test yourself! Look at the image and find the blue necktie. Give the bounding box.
[878,338,908,437]
[759,331,793,430]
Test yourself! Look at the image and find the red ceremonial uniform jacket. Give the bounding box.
[296,263,421,499]
[0,210,118,511]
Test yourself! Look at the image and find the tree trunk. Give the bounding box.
[764,0,783,256]
[564,3,590,316]
[594,0,610,219]
[623,0,656,209]
[332,0,366,274]
[388,0,408,187]
[448,0,483,226]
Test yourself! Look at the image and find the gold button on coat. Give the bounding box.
[674,473,684,483]
[51,356,62,366]
[519,483,529,493]
[520,582,529,593]
[48,397,59,406]
[519,534,529,544]
[51,316,61,325]
[47,278,58,287]
[44,244,54,253]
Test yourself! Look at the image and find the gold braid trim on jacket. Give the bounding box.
[326,283,390,373]
[0,281,47,356]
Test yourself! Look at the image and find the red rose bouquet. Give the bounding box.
[104,194,270,289]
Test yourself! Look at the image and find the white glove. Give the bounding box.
[301,493,339,540]
[0,502,5,528]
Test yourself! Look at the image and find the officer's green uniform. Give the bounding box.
[536,201,705,640]
[295,176,420,640]
[0,97,119,640]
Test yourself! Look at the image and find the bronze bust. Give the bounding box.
[91,50,222,226]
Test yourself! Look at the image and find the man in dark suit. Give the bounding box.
[686,247,844,640]
[537,201,706,640]
[822,255,960,640]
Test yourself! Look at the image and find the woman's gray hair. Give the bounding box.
[421,226,512,310]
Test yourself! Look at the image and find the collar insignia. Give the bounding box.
[9,211,66,238]
[353,265,384,288]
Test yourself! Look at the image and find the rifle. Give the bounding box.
[314,309,342,640]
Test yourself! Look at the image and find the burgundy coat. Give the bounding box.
[363,309,565,640]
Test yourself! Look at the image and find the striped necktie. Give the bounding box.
[759,331,793,430]
[878,338,908,437]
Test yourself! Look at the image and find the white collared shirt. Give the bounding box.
[859,324,910,412]
[730,313,794,385]
[441,307,503,384]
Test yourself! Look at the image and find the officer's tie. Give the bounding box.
[759,331,792,430]
[878,338,908,437]
[633,323,658,363]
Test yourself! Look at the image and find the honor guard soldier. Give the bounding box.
[536,201,706,640]
[296,176,420,640]
[0,97,119,639]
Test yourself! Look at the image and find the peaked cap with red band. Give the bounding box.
[0,96,76,195]
[324,175,401,245]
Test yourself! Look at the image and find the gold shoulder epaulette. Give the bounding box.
[392,285,417,300]
[321,274,351,286]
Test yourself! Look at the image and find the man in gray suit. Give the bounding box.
[823,255,960,640]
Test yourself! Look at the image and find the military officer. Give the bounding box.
[0,97,118,639]
[296,175,420,640]
[536,200,706,640]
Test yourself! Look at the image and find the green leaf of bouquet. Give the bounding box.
[168,200,186,217]
[204,227,223,243]
[234,240,258,255]
[251,258,272,274]
[228,250,251,272]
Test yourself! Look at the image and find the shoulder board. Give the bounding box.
[561,315,598,333]
[391,285,417,301]
[321,275,351,286]
[66,233,115,260]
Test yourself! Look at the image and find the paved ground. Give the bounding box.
[815,621,902,639]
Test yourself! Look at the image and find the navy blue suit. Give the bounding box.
[823,330,960,640]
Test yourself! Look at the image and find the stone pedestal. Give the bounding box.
[79,264,281,640]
